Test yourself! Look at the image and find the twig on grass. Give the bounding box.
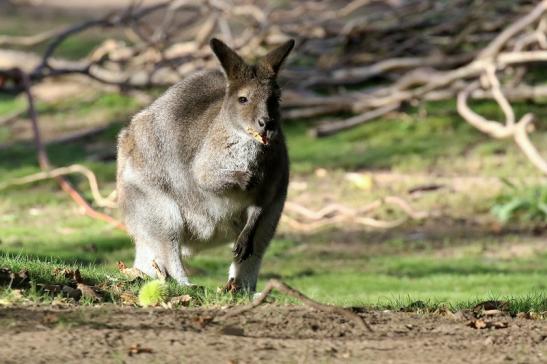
[223,279,373,332]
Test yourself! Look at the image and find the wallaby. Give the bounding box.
[116,38,294,292]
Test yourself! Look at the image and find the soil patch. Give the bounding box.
[1,305,545,363]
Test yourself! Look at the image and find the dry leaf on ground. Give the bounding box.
[128,344,153,356]
[467,319,509,329]
[170,294,192,307]
[53,268,83,283]
[120,292,138,306]
[77,283,102,302]
[117,261,146,281]
[472,300,509,314]
[0,267,30,288]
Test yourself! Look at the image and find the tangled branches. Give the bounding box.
[456,2,547,174]
[2,1,546,172]
[2,0,547,230]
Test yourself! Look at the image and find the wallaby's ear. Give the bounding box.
[259,39,295,77]
[210,38,246,80]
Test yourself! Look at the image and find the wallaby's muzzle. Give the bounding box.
[255,116,278,145]
[246,122,275,145]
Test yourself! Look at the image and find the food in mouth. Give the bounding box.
[246,127,268,144]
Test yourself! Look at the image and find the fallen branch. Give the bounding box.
[282,215,406,232]
[11,68,125,230]
[0,164,117,209]
[311,103,400,137]
[513,114,547,174]
[478,0,547,59]
[223,279,373,332]
[282,196,429,232]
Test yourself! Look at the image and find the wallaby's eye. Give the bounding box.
[238,96,248,104]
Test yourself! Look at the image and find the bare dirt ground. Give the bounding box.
[1,305,545,363]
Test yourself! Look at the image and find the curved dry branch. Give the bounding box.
[457,61,547,175]
[282,196,429,232]
[485,64,515,126]
[312,103,400,137]
[513,114,547,174]
[0,164,117,209]
[457,81,513,139]
[0,27,66,47]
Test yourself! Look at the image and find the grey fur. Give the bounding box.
[116,38,294,291]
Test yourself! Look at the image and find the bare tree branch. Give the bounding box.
[3,68,125,230]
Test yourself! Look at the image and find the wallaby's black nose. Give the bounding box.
[257,118,266,128]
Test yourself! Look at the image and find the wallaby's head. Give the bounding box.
[210,38,294,145]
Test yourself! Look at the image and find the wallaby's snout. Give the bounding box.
[257,117,267,129]
[255,116,276,144]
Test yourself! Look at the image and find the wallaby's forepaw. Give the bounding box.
[232,236,253,263]
[231,170,252,191]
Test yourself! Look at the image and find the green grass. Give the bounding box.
[286,99,547,175]
[1,241,546,313]
[492,182,547,224]
[1,88,547,313]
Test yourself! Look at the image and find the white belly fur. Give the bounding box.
[181,191,246,254]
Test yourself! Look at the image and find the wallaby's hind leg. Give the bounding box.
[227,198,284,292]
[122,183,190,285]
[133,239,160,278]
[133,236,190,285]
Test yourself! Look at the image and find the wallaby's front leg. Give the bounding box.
[233,205,262,263]
[227,198,285,292]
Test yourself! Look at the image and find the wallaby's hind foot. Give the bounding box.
[228,255,262,292]
[222,277,239,293]
[134,240,191,285]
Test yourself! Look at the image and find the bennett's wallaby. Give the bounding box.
[116,38,294,291]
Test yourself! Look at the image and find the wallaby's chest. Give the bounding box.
[220,133,264,172]
[181,190,250,251]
